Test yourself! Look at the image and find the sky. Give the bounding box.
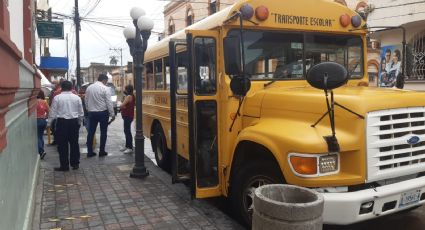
[37,0,168,75]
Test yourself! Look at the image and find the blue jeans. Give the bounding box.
[37,118,47,154]
[123,116,133,149]
[87,110,109,154]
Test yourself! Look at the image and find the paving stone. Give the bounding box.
[33,117,242,230]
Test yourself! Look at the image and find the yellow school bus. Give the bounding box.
[141,0,425,227]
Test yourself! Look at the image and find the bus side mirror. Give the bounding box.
[223,36,242,75]
[306,62,348,90]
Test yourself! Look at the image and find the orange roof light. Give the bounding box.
[340,14,350,27]
[255,6,269,21]
[290,156,317,175]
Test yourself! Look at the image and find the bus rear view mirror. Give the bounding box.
[223,36,242,75]
[306,62,348,90]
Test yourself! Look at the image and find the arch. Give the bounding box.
[186,5,194,26]
[356,1,367,11]
[368,59,379,70]
[334,0,347,6]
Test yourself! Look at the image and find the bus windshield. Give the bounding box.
[228,30,363,80]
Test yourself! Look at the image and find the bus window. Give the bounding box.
[154,59,164,89]
[196,100,218,188]
[305,34,363,78]
[227,30,363,80]
[229,30,304,79]
[144,62,154,90]
[194,37,216,95]
[165,57,170,90]
[176,51,188,94]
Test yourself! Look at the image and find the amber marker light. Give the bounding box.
[290,156,317,175]
[255,5,269,21]
[340,14,350,27]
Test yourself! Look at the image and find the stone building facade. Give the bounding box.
[80,62,117,84]
[164,0,235,37]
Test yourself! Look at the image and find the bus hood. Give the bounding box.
[246,86,425,118]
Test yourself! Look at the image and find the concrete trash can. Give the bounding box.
[252,184,324,230]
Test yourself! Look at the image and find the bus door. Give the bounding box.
[169,39,191,184]
[169,30,221,199]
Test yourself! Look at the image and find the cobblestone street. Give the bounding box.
[32,117,243,230]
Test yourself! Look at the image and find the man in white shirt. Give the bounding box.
[85,74,115,157]
[49,81,84,171]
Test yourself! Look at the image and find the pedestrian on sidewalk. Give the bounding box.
[120,84,135,154]
[36,90,49,159]
[48,80,84,171]
[85,74,115,157]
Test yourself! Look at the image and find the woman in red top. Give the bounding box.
[37,90,49,159]
[120,85,135,154]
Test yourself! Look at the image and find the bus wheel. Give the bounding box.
[153,127,170,171]
[231,161,283,228]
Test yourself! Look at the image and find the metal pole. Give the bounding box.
[66,33,69,80]
[74,0,81,89]
[130,21,149,178]
[120,48,124,91]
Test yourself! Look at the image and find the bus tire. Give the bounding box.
[230,161,284,228]
[153,126,171,172]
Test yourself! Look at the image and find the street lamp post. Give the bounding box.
[123,7,154,178]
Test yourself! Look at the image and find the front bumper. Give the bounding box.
[322,176,425,225]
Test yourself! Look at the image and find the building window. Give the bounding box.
[186,7,194,26]
[209,0,218,15]
[168,18,175,36]
[409,30,425,80]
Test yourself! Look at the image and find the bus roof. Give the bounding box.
[144,0,365,62]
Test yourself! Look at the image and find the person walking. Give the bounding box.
[36,90,49,159]
[120,85,135,154]
[48,81,84,171]
[85,74,115,157]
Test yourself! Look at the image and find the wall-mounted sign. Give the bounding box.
[36,21,64,39]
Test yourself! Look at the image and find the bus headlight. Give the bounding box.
[319,154,338,174]
[288,153,339,177]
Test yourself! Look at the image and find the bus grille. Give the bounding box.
[366,107,425,182]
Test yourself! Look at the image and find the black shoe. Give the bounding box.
[99,151,108,157]
[54,167,69,172]
[72,165,79,170]
[40,152,46,160]
[87,152,97,158]
[50,141,57,145]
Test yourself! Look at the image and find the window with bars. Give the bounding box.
[409,31,425,80]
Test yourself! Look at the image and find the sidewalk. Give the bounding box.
[32,117,243,230]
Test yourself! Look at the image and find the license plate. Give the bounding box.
[399,190,421,208]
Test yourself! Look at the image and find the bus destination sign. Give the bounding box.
[271,13,335,27]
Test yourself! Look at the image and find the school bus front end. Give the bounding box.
[237,85,425,224]
[218,0,425,226]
